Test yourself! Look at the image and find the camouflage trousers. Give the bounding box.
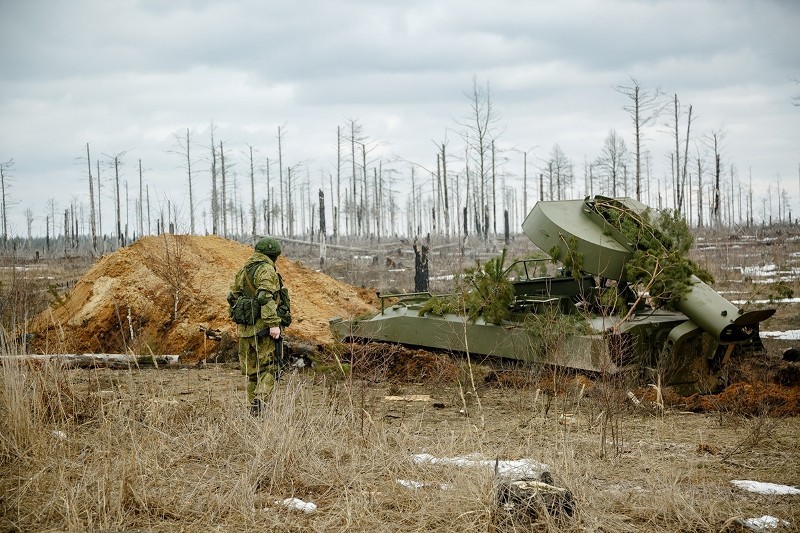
[238,334,279,405]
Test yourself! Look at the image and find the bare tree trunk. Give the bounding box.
[539,173,544,203]
[219,140,228,238]
[459,77,500,240]
[286,166,294,236]
[634,83,642,200]
[186,129,195,235]
[265,158,272,234]
[138,159,144,238]
[278,126,285,237]
[319,189,326,238]
[96,160,102,242]
[336,126,341,241]
[673,95,682,213]
[713,133,722,226]
[114,155,122,247]
[361,142,368,236]
[373,166,380,240]
[249,145,256,240]
[210,126,218,235]
[411,166,417,235]
[435,152,442,235]
[349,121,358,237]
[503,209,509,245]
[523,151,529,215]
[0,159,13,249]
[86,144,97,252]
[146,185,151,235]
[616,78,663,202]
[491,139,497,235]
[413,240,429,292]
[681,104,693,215]
[441,142,450,236]
[696,156,704,228]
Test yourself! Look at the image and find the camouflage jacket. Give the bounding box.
[229,252,281,337]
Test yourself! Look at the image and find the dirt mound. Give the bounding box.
[28,235,377,361]
[334,342,460,383]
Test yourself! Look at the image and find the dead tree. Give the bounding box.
[413,239,429,293]
[0,158,14,249]
[616,77,663,201]
[219,140,229,237]
[458,76,501,239]
[86,144,97,251]
[171,128,196,235]
[209,124,219,235]
[248,145,257,240]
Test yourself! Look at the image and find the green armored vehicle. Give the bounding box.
[330,196,774,393]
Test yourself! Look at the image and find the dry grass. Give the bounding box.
[1,229,798,531]
[2,360,799,532]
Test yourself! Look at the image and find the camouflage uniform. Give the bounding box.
[229,251,282,410]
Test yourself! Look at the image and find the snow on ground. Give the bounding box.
[395,479,451,490]
[737,515,792,531]
[411,453,549,479]
[731,480,800,495]
[759,330,800,341]
[275,498,317,513]
[731,298,800,305]
[724,263,800,282]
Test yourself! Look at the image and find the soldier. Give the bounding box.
[227,237,289,416]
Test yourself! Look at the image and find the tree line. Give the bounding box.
[1,76,798,255]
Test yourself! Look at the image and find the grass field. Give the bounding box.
[1,229,799,532]
[1,359,799,532]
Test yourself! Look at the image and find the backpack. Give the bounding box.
[230,294,261,325]
[229,262,263,326]
[229,262,292,327]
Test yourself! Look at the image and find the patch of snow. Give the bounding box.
[760,330,800,341]
[396,479,425,489]
[742,264,778,276]
[276,497,317,513]
[731,480,800,495]
[738,515,791,531]
[395,479,450,490]
[752,277,800,285]
[725,264,800,279]
[731,298,800,305]
[411,453,549,479]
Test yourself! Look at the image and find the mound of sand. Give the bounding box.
[28,235,377,361]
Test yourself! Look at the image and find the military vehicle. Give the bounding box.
[330,196,774,393]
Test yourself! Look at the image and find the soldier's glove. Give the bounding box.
[226,292,237,306]
[256,289,271,306]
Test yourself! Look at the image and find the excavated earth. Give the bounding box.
[27,235,378,361]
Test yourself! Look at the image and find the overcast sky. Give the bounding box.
[1,0,798,237]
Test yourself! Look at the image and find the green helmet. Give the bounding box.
[255,237,281,257]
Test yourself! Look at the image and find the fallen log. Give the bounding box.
[1,353,180,369]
